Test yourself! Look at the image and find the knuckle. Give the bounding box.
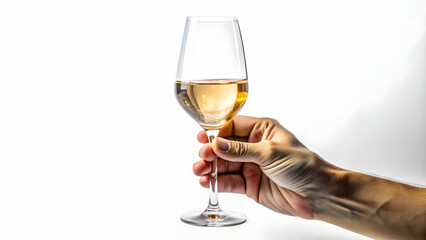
[259,141,281,166]
[252,118,279,137]
[261,117,279,126]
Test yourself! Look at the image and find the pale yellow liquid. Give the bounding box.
[175,79,248,129]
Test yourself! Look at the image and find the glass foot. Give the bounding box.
[181,209,246,227]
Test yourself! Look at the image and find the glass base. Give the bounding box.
[180,209,246,227]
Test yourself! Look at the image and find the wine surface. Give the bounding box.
[175,79,248,129]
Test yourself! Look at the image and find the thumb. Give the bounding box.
[212,137,270,164]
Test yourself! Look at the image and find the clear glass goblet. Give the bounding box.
[175,16,248,227]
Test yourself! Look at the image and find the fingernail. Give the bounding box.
[216,137,230,151]
[198,147,202,158]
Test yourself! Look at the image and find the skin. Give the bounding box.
[193,116,426,239]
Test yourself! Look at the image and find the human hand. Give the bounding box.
[193,116,342,219]
[194,116,426,239]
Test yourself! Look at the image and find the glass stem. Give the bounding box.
[205,129,221,212]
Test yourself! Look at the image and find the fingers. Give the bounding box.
[242,162,262,202]
[199,143,216,162]
[197,129,250,144]
[200,174,246,194]
[197,116,262,144]
[193,158,242,176]
[212,137,271,164]
[196,163,262,202]
[193,160,211,176]
[220,115,261,138]
[195,141,244,176]
[197,131,209,144]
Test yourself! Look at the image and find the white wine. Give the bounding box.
[175,79,248,129]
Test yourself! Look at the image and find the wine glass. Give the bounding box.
[175,16,248,227]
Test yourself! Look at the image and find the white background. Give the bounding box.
[0,0,425,239]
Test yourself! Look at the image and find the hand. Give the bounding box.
[194,115,426,239]
[193,116,342,219]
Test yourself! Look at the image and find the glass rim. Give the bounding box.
[186,16,238,22]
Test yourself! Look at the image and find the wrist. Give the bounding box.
[294,154,350,220]
[309,164,351,221]
[310,168,385,219]
[311,167,426,239]
[310,169,384,237]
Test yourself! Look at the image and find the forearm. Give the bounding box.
[311,169,426,239]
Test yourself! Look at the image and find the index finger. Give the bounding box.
[197,115,260,144]
[197,131,209,144]
[219,115,259,138]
